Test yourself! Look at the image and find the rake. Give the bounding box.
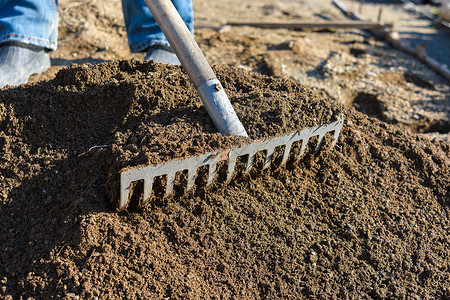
[115,0,344,210]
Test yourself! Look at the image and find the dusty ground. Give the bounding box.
[1,0,449,299]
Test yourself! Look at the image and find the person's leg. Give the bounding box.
[121,0,193,64]
[0,0,58,49]
[0,0,57,88]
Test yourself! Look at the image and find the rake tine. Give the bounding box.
[143,177,155,204]
[225,156,237,183]
[204,154,221,187]
[186,168,197,191]
[165,172,176,197]
[315,134,326,153]
[205,163,215,186]
[244,151,257,175]
[332,127,341,146]
[263,148,274,170]
[120,173,133,209]
[299,139,308,156]
[280,141,294,166]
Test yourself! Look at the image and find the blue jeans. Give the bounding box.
[122,0,194,52]
[0,0,194,52]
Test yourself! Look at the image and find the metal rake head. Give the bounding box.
[117,119,344,210]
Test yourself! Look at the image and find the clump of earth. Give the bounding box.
[0,60,448,299]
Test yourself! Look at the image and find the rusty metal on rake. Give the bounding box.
[118,119,344,210]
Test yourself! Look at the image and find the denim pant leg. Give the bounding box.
[0,0,58,50]
[122,0,194,53]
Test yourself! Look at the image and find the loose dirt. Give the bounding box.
[1,0,450,299]
[1,59,449,299]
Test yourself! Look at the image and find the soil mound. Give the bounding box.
[0,60,449,299]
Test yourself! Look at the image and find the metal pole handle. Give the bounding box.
[143,0,248,137]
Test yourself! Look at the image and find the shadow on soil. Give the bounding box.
[351,92,384,119]
[0,77,133,296]
[0,153,111,297]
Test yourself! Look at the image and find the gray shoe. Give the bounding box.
[0,44,51,88]
[144,44,180,65]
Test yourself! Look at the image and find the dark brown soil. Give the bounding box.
[1,60,449,299]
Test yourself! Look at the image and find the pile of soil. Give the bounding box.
[35,0,450,144]
[1,60,449,299]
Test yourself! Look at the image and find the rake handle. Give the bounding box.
[143,0,248,137]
